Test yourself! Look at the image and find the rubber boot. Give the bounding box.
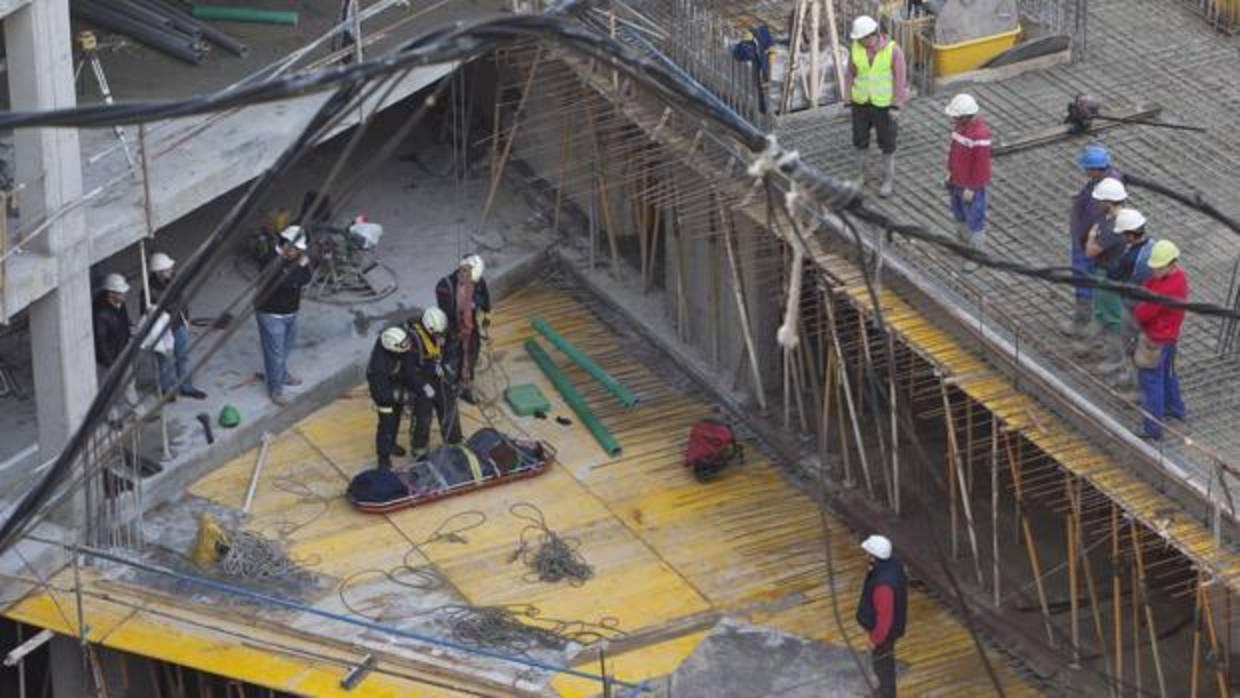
[854,149,869,187]
[1059,299,1094,338]
[391,444,407,457]
[878,153,896,198]
[377,455,393,471]
[1095,328,1129,376]
[1072,316,1104,358]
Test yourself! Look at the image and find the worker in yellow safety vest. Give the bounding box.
[844,14,908,198]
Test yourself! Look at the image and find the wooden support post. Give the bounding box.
[1112,504,1124,691]
[780,0,808,114]
[1132,521,1168,698]
[0,192,6,325]
[856,313,890,505]
[551,100,570,239]
[1067,475,1081,667]
[1008,435,1059,645]
[809,0,821,106]
[718,195,767,410]
[1200,580,1228,697]
[835,356,853,487]
[1192,575,1203,698]
[826,293,873,496]
[991,416,999,607]
[670,178,689,344]
[823,0,846,100]
[948,422,958,559]
[890,350,900,515]
[820,345,835,469]
[479,50,542,237]
[596,171,621,280]
[940,380,984,585]
[1070,479,1113,691]
[1134,545,1143,696]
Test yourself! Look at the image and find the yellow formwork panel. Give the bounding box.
[6,282,1039,696]
[550,630,710,698]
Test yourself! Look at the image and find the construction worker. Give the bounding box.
[1133,241,1188,440]
[1077,178,1128,370]
[94,273,133,373]
[148,252,207,400]
[856,534,907,698]
[944,93,992,272]
[255,226,312,407]
[435,254,491,404]
[844,15,908,197]
[368,326,413,469]
[1113,208,1155,342]
[93,273,140,415]
[1062,144,1119,338]
[406,307,462,458]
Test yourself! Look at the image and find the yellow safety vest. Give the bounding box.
[414,324,441,359]
[850,40,895,107]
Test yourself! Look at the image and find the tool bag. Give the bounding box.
[684,419,743,482]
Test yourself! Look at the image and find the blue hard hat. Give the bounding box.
[1078,145,1111,170]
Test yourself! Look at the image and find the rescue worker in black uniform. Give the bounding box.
[405,306,462,457]
[434,254,490,404]
[367,325,414,470]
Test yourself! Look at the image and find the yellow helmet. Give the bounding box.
[1147,240,1180,270]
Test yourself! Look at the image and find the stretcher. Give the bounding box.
[347,429,555,514]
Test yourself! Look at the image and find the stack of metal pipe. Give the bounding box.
[71,0,248,65]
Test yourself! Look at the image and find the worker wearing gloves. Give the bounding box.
[148,252,207,400]
[1077,178,1128,370]
[1133,241,1188,441]
[844,15,908,197]
[855,534,907,698]
[944,94,992,272]
[368,326,414,470]
[405,307,462,458]
[255,226,312,407]
[1062,144,1120,338]
[435,253,491,404]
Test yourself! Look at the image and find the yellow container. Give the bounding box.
[933,26,1022,76]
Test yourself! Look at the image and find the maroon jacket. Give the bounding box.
[947,116,993,191]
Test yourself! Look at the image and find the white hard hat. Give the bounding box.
[461,254,485,283]
[150,252,175,273]
[945,93,979,118]
[102,273,130,295]
[422,306,448,334]
[280,225,308,251]
[861,534,892,560]
[380,326,412,353]
[850,15,878,40]
[1113,208,1147,234]
[1091,177,1127,203]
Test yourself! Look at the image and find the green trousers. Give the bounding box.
[1092,270,1123,330]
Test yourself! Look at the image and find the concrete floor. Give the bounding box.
[4,283,1041,697]
[777,0,1240,500]
[0,94,551,511]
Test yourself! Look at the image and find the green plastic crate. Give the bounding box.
[505,384,551,416]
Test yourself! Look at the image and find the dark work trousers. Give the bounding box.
[872,640,897,698]
[447,331,482,383]
[851,104,898,154]
[410,384,463,451]
[374,400,404,467]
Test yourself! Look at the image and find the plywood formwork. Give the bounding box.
[3,284,1039,696]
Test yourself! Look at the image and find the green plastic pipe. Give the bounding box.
[191,5,298,25]
[524,338,622,457]
[530,317,639,408]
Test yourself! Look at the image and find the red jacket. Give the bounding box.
[947,116,993,191]
[1134,267,1189,343]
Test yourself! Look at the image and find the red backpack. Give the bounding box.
[684,419,744,481]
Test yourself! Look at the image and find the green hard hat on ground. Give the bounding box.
[218,404,241,428]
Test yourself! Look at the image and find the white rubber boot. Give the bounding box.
[878,153,895,198]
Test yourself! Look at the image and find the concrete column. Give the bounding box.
[5,0,97,462]
[48,635,88,697]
